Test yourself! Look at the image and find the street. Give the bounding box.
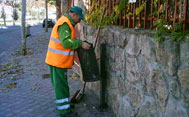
[0,24,44,55]
[0,29,113,117]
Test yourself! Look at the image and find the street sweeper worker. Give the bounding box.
[45,6,91,117]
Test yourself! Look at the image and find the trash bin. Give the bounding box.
[25,25,31,37]
[77,46,100,82]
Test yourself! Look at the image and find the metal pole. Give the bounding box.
[100,44,107,110]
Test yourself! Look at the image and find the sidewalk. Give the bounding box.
[0,30,113,117]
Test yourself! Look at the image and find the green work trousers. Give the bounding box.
[49,65,71,115]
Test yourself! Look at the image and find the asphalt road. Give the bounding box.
[0,24,45,55]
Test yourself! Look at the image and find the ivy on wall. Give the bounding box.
[85,0,189,42]
[154,20,189,42]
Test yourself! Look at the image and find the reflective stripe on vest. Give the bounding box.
[50,37,61,43]
[45,16,75,68]
[48,47,74,55]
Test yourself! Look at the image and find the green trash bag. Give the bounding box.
[77,46,100,82]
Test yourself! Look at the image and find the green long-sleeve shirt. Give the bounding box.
[58,14,82,50]
[49,14,81,70]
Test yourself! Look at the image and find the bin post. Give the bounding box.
[99,43,107,110]
[25,25,31,37]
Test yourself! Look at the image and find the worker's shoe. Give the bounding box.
[60,111,78,117]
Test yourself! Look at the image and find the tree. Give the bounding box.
[45,0,48,32]
[1,1,6,26]
[21,0,27,55]
[55,0,61,20]
[61,0,69,15]
[12,9,18,25]
[10,0,16,26]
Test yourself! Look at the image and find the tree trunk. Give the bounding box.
[61,0,69,15]
[21,0,26,55]
[45,0,48,32]
[56,0,61,20]
[2,1,6,26]
[12,0,15,26]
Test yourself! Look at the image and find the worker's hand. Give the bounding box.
[82,41,91,50]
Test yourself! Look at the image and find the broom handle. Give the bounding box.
[94,8,106,49]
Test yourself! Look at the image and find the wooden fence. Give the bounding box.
[88,0,189,31]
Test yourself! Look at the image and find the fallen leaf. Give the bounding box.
[5,82,17,88]
[10,76,18,81]
[0,88,9,93]
[35,83,40,86]
[30,87,36,91]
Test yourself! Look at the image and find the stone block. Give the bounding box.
[86,25,96,36]
[178,69,189,89]
[179,39,189,68]
[169,80,180,98]
[114,47,125,71]
[155,40,179,77]
[105,29,115,46]
[136,96,158,117]
[126,57,140,83]
[155,43,169,66]
[125,83,143,107]
[125,34,141,56]
[114,30,128,48]
[106,72,119,89]
[117,95,132,117]
[147,70,168,111]
[141,37,156,62]
[117,77,126,96]
[165,97,188,117]
[106,89,119,113]
[178,69,189,107]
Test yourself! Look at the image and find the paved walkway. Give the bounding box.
[0,30,113,117]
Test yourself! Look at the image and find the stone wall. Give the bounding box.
[80,24,189,117]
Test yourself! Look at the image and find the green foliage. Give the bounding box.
[154,20,189,42]
[136,2,146,15]
[118,0,128,10]
[154,19,170,42]
[86,0,188,42]
[86,0,129,27]
[171,22,189,42]
[13,9,19,20]
[48,0,55,5]
[85,7,105,27]
[15,4,22,11]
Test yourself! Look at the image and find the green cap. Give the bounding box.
[70,6,85,21]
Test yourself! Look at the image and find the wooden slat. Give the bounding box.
[124,3,126,27]
[87,0,188,31]
[150,0,154,29]
[139,0,142,28]
[128,3,131,27]
[133,3,136,28]
[158,0,161,18]
[122,16,189,22]
[144,0,147,29]
[173,0,178,26]
[104,0,107,16]
[183,0,188,31]
[119,0,122,26]
[165,0,169,21]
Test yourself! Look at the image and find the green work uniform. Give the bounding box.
[49,14,82,115]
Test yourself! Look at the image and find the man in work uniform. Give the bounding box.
[45,6,91,117]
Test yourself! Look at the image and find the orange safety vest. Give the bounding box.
[45,16,76,68]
